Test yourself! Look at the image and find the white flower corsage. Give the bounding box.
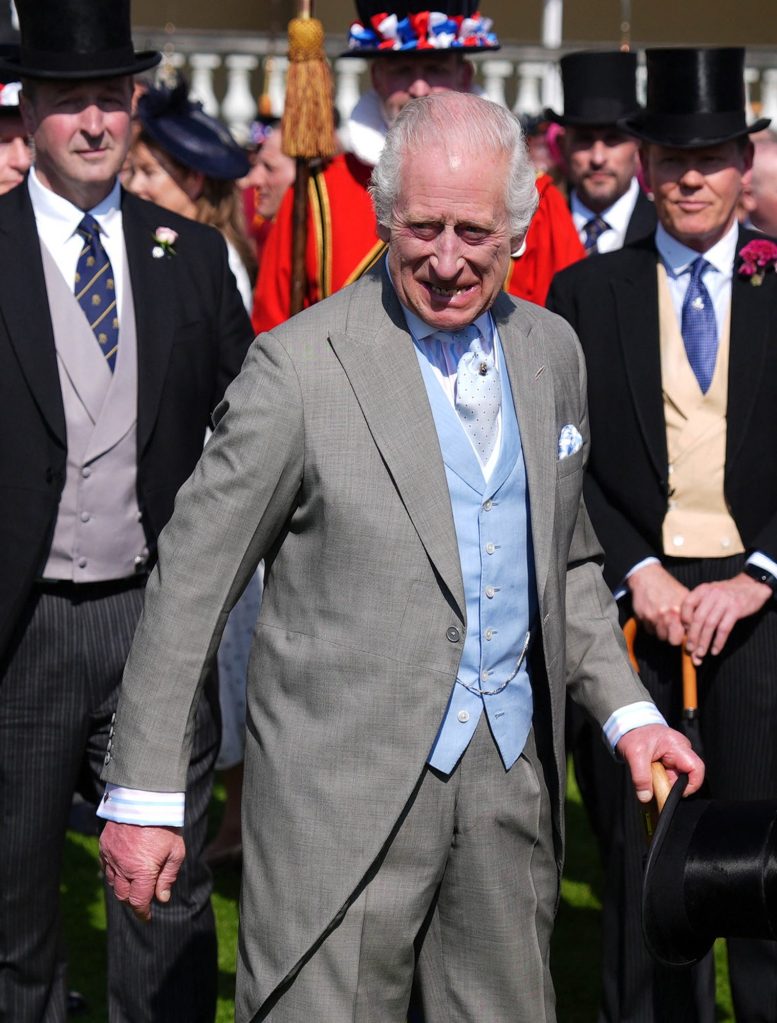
[151,226,178,259]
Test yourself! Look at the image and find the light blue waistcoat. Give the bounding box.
[415,334,537,774]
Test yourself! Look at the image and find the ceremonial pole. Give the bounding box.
[281,0,337,316]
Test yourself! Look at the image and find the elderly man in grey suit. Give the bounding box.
[99,92,703,1023]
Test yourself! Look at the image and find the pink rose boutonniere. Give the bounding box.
[738,239,777,286]
[152,226,178,259]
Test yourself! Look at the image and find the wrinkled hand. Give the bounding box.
[627,563,690,645]
[680,572,771,666]
[99,823,185,922]
[616,723,704,803]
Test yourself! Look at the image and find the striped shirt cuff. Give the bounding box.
[603,701,667,750]
[96,783,185,827]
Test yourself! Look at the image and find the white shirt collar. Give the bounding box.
[27,165,122,244]
[655,217,739,279]
[571,176,640,236]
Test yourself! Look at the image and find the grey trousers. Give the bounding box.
[258,719,557,1023]
[0,583,219,1023]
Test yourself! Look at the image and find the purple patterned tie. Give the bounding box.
[681,257,717,394]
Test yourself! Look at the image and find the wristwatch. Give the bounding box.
[743,562,777,595]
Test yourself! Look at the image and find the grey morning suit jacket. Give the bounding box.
[104,265,649,1020]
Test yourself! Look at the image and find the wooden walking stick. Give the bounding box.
[281,0,338,316]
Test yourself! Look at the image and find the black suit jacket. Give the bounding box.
[0,184,254,660]
[623,188,657,246]
[547,227,777,588]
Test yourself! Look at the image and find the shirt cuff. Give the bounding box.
[747,550,777,580]
[613,556,661,601]
[96,783,185,827]
[602,701,667,750]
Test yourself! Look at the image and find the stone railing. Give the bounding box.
[133,27,777,143]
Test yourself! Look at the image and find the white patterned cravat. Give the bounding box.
[453,327,501,464]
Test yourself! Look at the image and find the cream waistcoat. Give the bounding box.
[658,262,744,558]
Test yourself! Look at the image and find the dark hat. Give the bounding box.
[137,83,250,181]
[343,0,499,57]
[0,0,160,80]
[545,50,641,128]
[621,47,770,149]
[642,773,777,968]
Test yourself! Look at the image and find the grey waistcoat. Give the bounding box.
[40,239,147,581]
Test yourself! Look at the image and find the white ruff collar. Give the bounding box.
[347,89,389,167]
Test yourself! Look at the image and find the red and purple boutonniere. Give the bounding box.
[737,239,777,286]
[151,226,178,259]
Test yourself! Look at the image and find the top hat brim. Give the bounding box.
[642,773,715,968]
[0,48,160,80]
[619,112,771,149]
[543,106,639,129]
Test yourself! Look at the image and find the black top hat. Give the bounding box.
[620,47,770,149]
[0,0,160,81]
[544,50,641,128]
[343,0,499,57]
[137,84,250,182]
[642,773,777,968]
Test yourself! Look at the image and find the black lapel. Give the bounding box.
[0,183,66,446]
[624,190,658,246]
[121,191,176,455]
[727,227,776,466]
[611,240,668,482]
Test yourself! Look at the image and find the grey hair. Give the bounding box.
[369,92,539,239]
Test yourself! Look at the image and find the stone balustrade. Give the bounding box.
[133,28,777,143]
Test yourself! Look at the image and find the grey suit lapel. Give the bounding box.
[328,270,465,621]
[491,292,556,600]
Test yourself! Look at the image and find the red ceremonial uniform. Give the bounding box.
[252,159,584,333]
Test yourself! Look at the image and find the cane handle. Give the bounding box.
[651,761,672,814]
[623,616,640,673]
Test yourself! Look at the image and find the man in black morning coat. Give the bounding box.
[0,2,253,1020]
[548,47,777,1023]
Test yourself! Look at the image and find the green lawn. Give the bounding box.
[61,768,734,1021]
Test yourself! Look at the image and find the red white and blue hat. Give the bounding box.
[344,0,499,56]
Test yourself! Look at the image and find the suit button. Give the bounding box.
[446,626,461,643]
[103,753,111,766]
[457,710,470,723]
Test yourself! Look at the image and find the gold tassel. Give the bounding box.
[281,15,337,160]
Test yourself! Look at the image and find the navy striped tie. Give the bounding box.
[74,214,119,372]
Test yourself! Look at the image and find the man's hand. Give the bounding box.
[616,723,704,803]
[680,573,772,666]
[99,823,185,922]
[627,563,690,644]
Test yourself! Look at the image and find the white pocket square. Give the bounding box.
[558,424,583,460]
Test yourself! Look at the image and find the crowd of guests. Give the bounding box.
[2,0,777,1020]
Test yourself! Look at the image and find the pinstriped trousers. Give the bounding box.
[595,553,777,1023]
[0,583,219,1023]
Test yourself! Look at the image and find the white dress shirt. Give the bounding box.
[571,176,641,254]
[27,166,127,317]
